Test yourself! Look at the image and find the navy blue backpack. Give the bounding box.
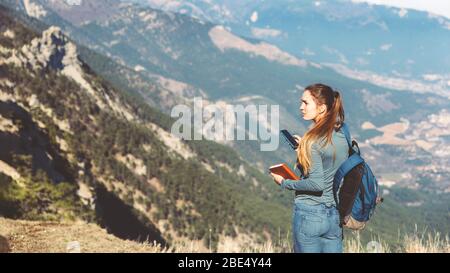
[333,123,382,230]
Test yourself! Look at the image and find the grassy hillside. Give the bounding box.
[1,217,448,253]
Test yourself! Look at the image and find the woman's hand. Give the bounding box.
[270,172,284,185]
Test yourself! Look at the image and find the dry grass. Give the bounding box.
[344,232,391,253]
[237,229,448,253]
[344,229,450,253]
[402,231,450,253]
[1,217,448,253]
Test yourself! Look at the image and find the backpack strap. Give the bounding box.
[334,122,362,199]
[333,153,365,199]
[341,123,361,155]
[340,123,352,148]
[333,153,364,207]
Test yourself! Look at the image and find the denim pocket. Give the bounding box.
[299,213,323,237]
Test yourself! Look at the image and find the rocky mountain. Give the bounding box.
[42,0,121,26]
[137,0,450,84]
[6,0,450,197]
[1,1,449,249]
[0,6,296,251]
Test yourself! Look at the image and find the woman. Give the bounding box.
[270,83,348,253]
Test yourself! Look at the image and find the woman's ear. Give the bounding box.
[319,104,326,114]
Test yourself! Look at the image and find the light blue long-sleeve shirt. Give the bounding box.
[280,128,349,206]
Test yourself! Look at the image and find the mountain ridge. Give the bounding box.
[0,7,294,251]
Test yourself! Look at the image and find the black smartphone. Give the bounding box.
[280,129,298,150]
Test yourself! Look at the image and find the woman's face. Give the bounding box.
[300,90,326,122]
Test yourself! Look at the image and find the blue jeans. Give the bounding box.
[292,201,343,253]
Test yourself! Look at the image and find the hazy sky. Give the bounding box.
[351,0,450,19]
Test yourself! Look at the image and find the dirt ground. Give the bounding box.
[0,217,165,253]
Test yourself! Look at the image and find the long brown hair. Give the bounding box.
[297,83,345,176]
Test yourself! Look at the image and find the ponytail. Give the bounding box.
[332,90,345,129]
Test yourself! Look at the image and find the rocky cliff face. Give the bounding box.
[6,26,78,71]
[3,25,136,120]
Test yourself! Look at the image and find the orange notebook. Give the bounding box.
[269,163,299,180]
